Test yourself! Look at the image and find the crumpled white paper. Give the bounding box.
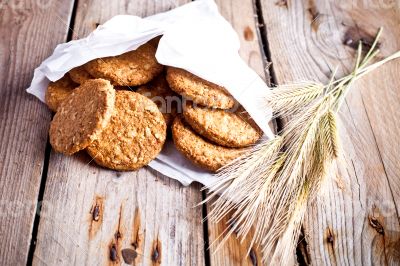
[27,0,273,186]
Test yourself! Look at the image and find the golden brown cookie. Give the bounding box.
[84,43,163,86]
[166,67,235,109]
[137,75,179,126]
[68,65,93,84]
[86,91,167,171]
[45,75,77,112]
[172,116,245,172]
[49,79,115,155]
[148,35,162,48]
[183,104,261,147]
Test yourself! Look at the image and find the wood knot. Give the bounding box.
[151,239,162,264]
[275,0,288,8]
[152,248,159,262]
[369,216,384,235]
[115,231,122,239]
[121,248,138,264]
[243,26,254,41]
[343,27,379,51]
[131,207,142,252]
[307,6,319,21]
[89,196,104,239]
[110,244,118,262]
[325,227,335,244]
[92,204,100,221]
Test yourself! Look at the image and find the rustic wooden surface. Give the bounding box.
[0,0,75,265]
[1,0,400,265]
[206,0,268,265]
[32,1,205,266]
[260,0,400,265]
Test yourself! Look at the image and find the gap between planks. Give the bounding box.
[253,0,311,264]
[31,1,204,266]
[27,0,81,264]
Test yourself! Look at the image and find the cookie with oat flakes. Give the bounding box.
[49,79,115,155]
[166,67,235,109]
[68,64,93,84]
[172,116,245,172]
[84,43,163,86]
[86,90,166,171]
[148,35,162,48]
[183,104,261,148]
[136,75,179,126]
[45,74,77,112]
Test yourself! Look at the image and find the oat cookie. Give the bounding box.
[183,104,261,147]
[45,75,77,112]
[137,75,179,126]
[49,79,115,155]
[68,65,93,84]
[84,43,163,86]
[148,35,162,48]
[86,91,167,171]
[172,116,245,172]
[166,67,235,109]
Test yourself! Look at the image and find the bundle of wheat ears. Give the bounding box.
[204,28,400,264]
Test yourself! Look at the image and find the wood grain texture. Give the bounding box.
[206,0,269,265]
[33,1,205,265]
[215,0,267,80]
[0,0,75,265]
[260,0,400,264]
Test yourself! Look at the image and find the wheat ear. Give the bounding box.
[203,27,400,265]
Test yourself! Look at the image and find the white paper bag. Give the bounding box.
[27,0,274,186]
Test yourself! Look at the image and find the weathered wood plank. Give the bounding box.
[0,1,75,265]
[206,1,269,265]
[260,0,400,264]
[33,1,205,265]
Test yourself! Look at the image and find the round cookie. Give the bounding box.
[49,79,115,155]
[137,75,179,126]
[166,67,235,109]
[86,91,167,171]
[183,104,261,147]
[45,75,77,112]
[68,65,93,84]
[84,43,163,86]
[172,116,245,172]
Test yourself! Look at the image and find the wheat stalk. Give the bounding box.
[204,28,400,264]
[265,81,325,118]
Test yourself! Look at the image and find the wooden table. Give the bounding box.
[1,0,399,265]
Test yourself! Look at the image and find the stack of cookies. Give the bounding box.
[166,68,261,172]
[45,38,261,172]
[46,41,167,171]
